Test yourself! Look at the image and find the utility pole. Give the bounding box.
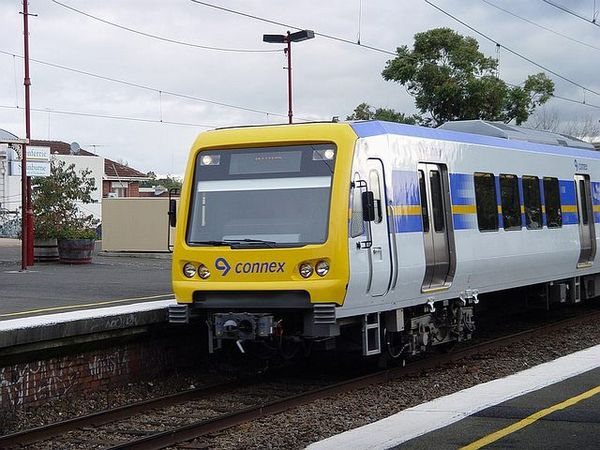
[285,32,292,124]
[21,0,36,270]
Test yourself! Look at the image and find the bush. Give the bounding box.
[32,159,98,239]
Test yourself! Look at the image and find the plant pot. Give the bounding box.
[34,238,59,262]
[58,238,95,264]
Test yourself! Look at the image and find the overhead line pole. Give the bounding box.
[285,32,292,124]
[21,0,35,270]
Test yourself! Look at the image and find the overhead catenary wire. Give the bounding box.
[0,49,308,120]
[0,104,215,128]
[423,0,600,98]
[189,0,600,108]
[540,0,600,28]
[50,0,282,53]
[481,0,600,52]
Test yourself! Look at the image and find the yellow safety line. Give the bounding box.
[0,293,174,318]
[461,385,600,450]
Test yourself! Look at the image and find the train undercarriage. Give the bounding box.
[169,275,600,364]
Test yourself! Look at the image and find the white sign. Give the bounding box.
[26,146,51,161]
[10,160,51,177]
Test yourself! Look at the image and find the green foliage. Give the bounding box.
[381,28,554,126]
[347,102,419,124]
[32,159,98,240]
[140,171,182,190]
[56,226,97,240]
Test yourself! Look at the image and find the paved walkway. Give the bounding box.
[0,238,173,319]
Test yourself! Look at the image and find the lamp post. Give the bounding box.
[263,30,314,124]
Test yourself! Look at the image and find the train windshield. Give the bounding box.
[187,144,336,247]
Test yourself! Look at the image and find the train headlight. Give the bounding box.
[200,154,221,166]
[197,264,211,279]
[315,260,329,277]
[183,262,196,278]
[299,262,314,278]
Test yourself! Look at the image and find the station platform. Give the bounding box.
[0,238,175,353]
[309,344,600,450]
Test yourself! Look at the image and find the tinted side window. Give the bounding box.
[474,172,498,231]
[350,180,365,238]
[579,179,589,225]
[543,177,562,228]
[430,170,445,232]
[522,176,542,229]
[369,170,383,224]
[418,170,430,233]
[500,174,522,230]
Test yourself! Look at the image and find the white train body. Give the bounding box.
[171,120,598,357]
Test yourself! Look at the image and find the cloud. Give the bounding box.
[0,0,598,175]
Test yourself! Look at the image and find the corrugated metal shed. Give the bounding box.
[438,120,595,150]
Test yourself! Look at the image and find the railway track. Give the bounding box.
[3,309,600,450]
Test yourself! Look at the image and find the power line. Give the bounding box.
[50,0,281,53]
[0,49,298,120]
[423,0,600,97]
[481,0,600,52]
[540,0,600,28]
[188,0,600,107]
[0,104,214,128]
[189,0,397,56]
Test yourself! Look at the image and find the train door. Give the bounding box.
[575,174,596,267]
[418,163,456,291]
[367,159,392,296]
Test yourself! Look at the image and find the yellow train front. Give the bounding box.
[170,123,356,355]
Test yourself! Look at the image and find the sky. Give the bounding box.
[1,0,599,176]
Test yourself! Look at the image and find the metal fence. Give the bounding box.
[0,209,20,238]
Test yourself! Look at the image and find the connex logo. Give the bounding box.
[575,159,588,171]
[215,257,231,276]
[214,257,285,276]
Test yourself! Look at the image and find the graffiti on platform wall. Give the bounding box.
[0,348,130,409]
[88,348,128,380]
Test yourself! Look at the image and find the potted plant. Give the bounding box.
[32,159,98,264]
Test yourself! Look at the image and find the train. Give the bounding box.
[169,119,599,359]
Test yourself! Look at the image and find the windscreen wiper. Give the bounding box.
[224,238,277,248]
[190,239,278,248]
[191,240,232,246]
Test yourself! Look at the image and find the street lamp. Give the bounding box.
[263,30,314,124]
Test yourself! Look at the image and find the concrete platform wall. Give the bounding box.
[102,198,176,252]
[0,327,201,412]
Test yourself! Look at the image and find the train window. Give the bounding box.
[474,172,498,231]
[522,176,542,229]
[500,174,522,230]
[543,177,562,228]
[350,178,365,238]
[418,170,430,233]
[369,170,383,224]
[579,179,589,225]
[430,170,445,232]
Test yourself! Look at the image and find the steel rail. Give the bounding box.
[105,310,600,450]
[0,380,244,448]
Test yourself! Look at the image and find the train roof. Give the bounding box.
[438,120,593,150]
[350,120,599,160]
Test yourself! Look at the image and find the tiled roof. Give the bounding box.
[30,139,96,157]
[104,158,147,179]
[30,139,148,179]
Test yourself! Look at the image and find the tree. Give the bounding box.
[529,107,600,141]
[347,102,419,124]
[32,159,98,239]
[381,28,554,126]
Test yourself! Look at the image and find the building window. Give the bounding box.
[543,177,562,228]
[110,181,128,198]
[522,176,542,229]
[500,174,522,230]
[474,172,498,231]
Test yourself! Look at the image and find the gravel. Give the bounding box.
[205,318,600,450]
[2,306,599,450]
